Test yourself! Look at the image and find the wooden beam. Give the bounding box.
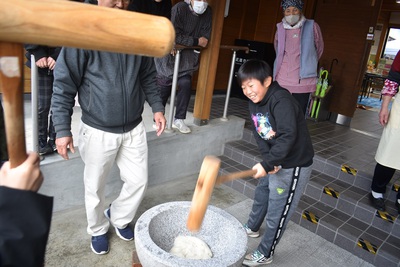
[193,0,226,125]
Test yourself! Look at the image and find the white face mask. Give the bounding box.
[285,14,300,25]
[192,1,208,15]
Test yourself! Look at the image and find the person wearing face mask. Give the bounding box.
[154,0,212,134]
[128,0,172,19]
[273,0,324,116]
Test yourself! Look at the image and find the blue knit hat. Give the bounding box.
[281,0,304,10]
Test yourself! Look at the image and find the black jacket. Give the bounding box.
[128,0,172,19]
[24,44,61,75]
[248,81,314,172]
[0,187,53,267]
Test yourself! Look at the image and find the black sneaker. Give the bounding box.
[396,199,400,214]
[48,139,57,152]
[369,193,386,211]
[38,140,53,155]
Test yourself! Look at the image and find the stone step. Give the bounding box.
[223,128,399,204]
[294,194,400,266]
[219,128,400,266]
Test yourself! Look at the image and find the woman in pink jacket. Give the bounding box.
[274,0,324,116]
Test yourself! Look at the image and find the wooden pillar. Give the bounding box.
[192,0,226,125]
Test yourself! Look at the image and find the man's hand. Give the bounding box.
[56,136,75,160]
[47,57,56,70]
[198,37,209,48]
[36,57,48,68]
[379,95,392,126]
[153,112,166,136]
[252,163,267,179]
[0,152,43,192]
[268,165,282,175]
[252,163,281,178]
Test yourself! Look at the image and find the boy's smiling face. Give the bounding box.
[241,77,272,103]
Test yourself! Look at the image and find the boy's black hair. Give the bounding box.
[236,59,272,86]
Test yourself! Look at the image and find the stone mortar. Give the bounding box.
[134,201,248,267]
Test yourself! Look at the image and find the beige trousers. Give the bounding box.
[78,121,148,236]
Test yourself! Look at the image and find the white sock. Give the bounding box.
[397,198,400,204]
[371,191,383,199]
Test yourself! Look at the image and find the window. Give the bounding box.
[382,27,400,60]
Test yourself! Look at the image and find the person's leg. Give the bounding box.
[47,114,57,151]
[396,188,400,214]
[370,162,396,211]
[257,166,311,258]
[174,75,192,120]
[370,163,396,194]
[47,75,57,151]
[292,92,310,116]
[246,177,269,232]
[78,122,119,236]
[111,121,148,229]
[156,76,172,108]
[37,72,53,154]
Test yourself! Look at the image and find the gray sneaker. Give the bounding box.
[243,250,273,266]
[243,223,260,238]
[172,119,191,134]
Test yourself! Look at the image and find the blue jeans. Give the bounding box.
[157,74,192,120]
[246,165,312,258]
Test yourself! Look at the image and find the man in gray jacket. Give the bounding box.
[51,0,166,255]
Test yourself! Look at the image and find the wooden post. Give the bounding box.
[193,0,227,125]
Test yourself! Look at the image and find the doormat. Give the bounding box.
[357,96,393,111]
[357,97,382,111]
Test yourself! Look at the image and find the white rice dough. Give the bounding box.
[169,235,213,259]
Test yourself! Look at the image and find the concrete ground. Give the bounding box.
[45,174,374,267]
[18,96,373,266]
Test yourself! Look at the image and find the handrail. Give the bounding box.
[220,45,250,54]
[165,44,203,132]
[30,54,39,154]
[174,44,203,51]
[165,44,248,130]
[219,45,249,121]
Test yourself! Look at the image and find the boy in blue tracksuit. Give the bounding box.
[237,59,314,266]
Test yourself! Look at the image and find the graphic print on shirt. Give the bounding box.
[251,112,276,140]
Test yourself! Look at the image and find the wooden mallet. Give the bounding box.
[187,156,257,232]
[0,0,175,167]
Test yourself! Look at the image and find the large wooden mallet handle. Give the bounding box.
[0,0,175,57]
[0,43,26,168]
[187,156,221,232]
[0,0,175,168]
[215,169,257,185]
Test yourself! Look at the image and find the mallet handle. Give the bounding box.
[0,0,175,57]
[0,42,26,168]
[215,169,257,185]
[187,156,221,232]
